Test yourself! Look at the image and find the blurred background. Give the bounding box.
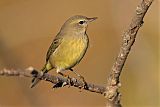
[0,0,159,107]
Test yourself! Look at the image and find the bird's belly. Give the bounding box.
[49,37,88,71]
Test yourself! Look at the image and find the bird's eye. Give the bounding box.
[79,21,84,24]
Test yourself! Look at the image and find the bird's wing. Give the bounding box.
[46,33,62,61]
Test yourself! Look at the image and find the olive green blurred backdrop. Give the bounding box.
[0,0,159,107]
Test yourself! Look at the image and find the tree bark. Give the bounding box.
[105,0,154,106]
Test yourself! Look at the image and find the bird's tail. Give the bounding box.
[30,66,47,88]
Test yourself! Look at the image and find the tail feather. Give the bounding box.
[30,77,41,88]
[30,66,47,88]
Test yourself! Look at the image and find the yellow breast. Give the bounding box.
[49,35,88,71]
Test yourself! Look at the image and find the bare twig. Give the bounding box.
[0,0,154,106]
[0,67,106,94]
[105,0,154,106]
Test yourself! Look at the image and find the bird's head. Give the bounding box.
[60,15,97,34]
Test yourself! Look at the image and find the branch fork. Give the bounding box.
[0,0,154,106]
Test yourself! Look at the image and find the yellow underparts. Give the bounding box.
[48,36,88,72]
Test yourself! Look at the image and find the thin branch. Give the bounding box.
[105,0,154,106]
[0,0,154,106]
[0,67,106,94]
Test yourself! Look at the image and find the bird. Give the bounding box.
[30,15,97,88]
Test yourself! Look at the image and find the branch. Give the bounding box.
[0,0,154,106]
[105,0,154,106]
[0,67,106,94]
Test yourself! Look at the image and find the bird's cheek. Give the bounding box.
[85,24,88,28]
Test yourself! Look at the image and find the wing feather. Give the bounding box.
[46,33,62,61]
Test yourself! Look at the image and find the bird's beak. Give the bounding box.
[87,17,98,23]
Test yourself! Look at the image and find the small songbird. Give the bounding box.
[31,15,97,88]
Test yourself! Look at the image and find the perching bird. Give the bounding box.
[31,15,97,88]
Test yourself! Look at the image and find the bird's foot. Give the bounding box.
[58,72,71,87]
[78,75,88,90]
[64,75,72,88]
[69,68,88,90]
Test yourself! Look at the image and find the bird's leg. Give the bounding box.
[58,72,68,77]
[69,68,87,89]
[58,72,71,87]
